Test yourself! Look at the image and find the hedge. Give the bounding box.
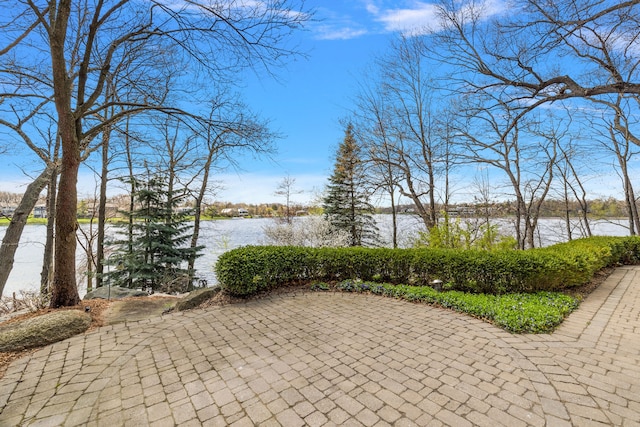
[214,236,640,297]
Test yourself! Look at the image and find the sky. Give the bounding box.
[210,1,434,205]
[183,0,636,206]
[0,0,632,206]
[0,0,446,205]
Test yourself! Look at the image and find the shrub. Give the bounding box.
[262,215,351,247]
[215,236,640,297]
[414,214,517,251]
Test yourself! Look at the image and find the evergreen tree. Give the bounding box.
[105,170,203,292]
[323,124,379,247]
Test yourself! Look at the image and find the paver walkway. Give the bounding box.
[1,267,639,426]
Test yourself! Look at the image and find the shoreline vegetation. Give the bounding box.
[1,213,637,227]
[1,193,638,226]
[0,216,231,226]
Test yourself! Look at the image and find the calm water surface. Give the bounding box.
[0,216,630,297]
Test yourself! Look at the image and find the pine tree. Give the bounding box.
[104,171,203,292]
[323,123,379,247]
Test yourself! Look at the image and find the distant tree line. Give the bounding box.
[0,190,633,222]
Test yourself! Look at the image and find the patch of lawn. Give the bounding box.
[316,280,579,334]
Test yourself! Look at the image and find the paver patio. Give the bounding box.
[1,266,639,426]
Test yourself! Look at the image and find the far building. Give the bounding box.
[33,205,47,218]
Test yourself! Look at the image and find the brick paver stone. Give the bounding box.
[1,266,640,425]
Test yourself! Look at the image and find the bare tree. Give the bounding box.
[590,94,640,234]
[185,101,274,278]
[0,0,310,306]
[364,141,403,248]
[351,78,403,247]
[379,35,442,229]
[554,141,593,240]
[0,108,59,298]
[274,174,303,224]
[430,0,640,243]
[0,164,57,297]
[353,35,453,232]
[471,169,496,229]
[40,157,59,294]
[454,97,558,248]
[432,0,640,123]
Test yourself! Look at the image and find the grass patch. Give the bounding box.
[314,280,579,334]
[0,217,48,226]
[0,216,230,226]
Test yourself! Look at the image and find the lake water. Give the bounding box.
[0,215,631,298]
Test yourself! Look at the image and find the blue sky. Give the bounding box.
[205,0,631,206]
[0,0,433,205]
[0,0,629,205]
[212,1,439,205]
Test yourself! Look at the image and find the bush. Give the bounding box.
[414,215,517,251]
[215,236,640,297]
[262,215,351,247]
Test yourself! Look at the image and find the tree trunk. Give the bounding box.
[49,0,81,307]
[189,169,211,280]
[390,190,398,248]
[623,172,640,235]
[51,153,81,307]
[428,165,437,227]
[399,169,436,230]
[0,165,54,298]
[562,179,573,241]
[40,170,58,294]
[51,111,81,307]
[96,124,111,288]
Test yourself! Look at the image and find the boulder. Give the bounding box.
[0,310,91,352]
[174,287,221,311]
[83,286,148,300]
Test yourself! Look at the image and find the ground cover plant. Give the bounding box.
[315,280,579,333]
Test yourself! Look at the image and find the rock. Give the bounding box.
[83,286,148,300]
[0,310,91,352]
[174,287,221,311]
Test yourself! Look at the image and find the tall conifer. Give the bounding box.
[104,170,202,292]
[323,124,379,247]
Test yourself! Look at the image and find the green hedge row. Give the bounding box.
[214,236,640,296]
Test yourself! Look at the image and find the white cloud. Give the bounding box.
[310,6,369,40]
[314,25,368,41]
[375,2,439,35]
[370,0,509,36]
[362,0,380,15]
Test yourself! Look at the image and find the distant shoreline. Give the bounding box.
[0,214,635,227]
